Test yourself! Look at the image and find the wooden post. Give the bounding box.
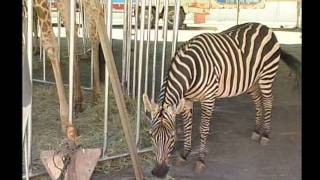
[87,0,144,179]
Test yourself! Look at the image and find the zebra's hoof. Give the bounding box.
[251,131,261,141]
[259,136,270,146]
[194,160,206,174]
[175,155,187,167]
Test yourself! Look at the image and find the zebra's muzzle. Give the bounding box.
[151,163,169,178]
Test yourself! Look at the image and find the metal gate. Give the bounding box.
[22,0,182,178]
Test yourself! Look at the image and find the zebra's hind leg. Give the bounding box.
[247,84,264,142]
[175,100,193,167]
[258,81,275,146]
[194,99,215,173]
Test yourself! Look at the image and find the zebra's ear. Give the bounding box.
[143,93,158,113]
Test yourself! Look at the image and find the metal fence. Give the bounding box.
[22,0,182,178]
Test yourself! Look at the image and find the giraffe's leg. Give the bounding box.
[175,100,193,167]
[74,54,83,114]
[34,0,69,132]
[247,84,264,141]
[92,42,101,104]
[194,99,215,173]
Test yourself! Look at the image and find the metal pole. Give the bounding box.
[27,0,33,176]
[122,0,129,88]
[143,0,152,99]
[126,0,133,96]
[103,0,112,157]
[107,0,112,46]
[38,19,42,61]
[43,47,46,81]
[132,0,139,98]
[24,130,29,180]
[136,0,146,145]
[160,0,169,85]
[69,0,76,124]
[296,0,301,28]
[171,0,180,58]
[151,0,160,100]
[80,0,86,54]
[32,79,92,90]
[236,0,240,25]
[90,47,94,89]
[57,11,61,61]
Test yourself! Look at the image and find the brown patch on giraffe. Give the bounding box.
[34,6,46,20]
[42,22,49,32]
[34,0,42,5]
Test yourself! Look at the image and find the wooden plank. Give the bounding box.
[86,0,144,179]
[40,148,101,180]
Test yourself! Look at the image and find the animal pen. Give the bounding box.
[23,0,301,179]
[22,0,185,179]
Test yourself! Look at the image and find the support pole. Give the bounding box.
[27,0,33,175]
[160,0,169,85]
[136,0,146,146]
[151,0,160,100]
[236,0,240,25]
[171,0,180,58]
[69,0,76,124]
[88,0,144,179]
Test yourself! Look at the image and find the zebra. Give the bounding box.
[143,22,300,178]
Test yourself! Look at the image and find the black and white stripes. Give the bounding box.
[144,22,289,178]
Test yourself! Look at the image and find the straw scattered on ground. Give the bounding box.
[24,82,153,176]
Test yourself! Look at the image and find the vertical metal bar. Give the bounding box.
[27,0,33,175]
[151,0,160,100]
[143,0,152,98]
[57,11,61,61]
[103,0,112,158]
[24,130,29,180]
[80,0,86,54]
[126,0,133,96]
[160,0,169,85]
[107,0,112,46]
[171,0,180,58]
[69,0,76,123]
[122,0,128,88]
[43,48,46,81]
[132,0,139,98]
[38,18,42,61]
[236,0,240,25]
[136,0,146,145]
[296,0,301,28]
[90,48,94,89]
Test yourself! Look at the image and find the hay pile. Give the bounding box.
[24,82,154,175]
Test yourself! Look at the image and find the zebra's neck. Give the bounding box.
[158,76,181,108]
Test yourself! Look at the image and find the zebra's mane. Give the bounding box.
[157,39,195,107]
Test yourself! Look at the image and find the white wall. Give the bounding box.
[185,0,299,28]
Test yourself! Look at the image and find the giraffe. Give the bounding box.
[31,0,105,129]
[32,0,70,131]
[82,0,103,104]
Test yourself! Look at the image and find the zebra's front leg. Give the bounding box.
[175,100,193,167]
[194,100,215,173]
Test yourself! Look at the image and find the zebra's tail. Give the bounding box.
[280,49,301,77]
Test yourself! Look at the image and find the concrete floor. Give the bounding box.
[90,41,301,179]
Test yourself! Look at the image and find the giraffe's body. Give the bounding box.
[28,0,105,131]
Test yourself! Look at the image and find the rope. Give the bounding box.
[52,138,81,180]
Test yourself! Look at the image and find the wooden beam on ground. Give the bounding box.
[86,0,144,179]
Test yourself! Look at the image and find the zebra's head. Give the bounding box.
[143,93,185,178]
